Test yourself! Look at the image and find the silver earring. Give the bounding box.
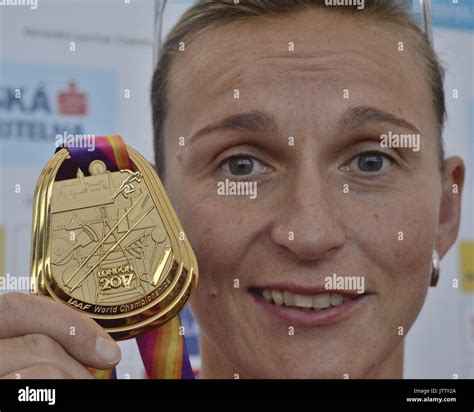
[430,250,440,287]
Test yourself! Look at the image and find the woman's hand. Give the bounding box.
[0,292,121,379]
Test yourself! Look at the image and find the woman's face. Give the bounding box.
[161,10,463,378]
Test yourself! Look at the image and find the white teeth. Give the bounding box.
[312,293,330,309]
[272,290,284,306]
[261,289,348,309]
[283,291,295,306]
[263,289,273,302]
[330,294,344,306]
[294,294,313,308]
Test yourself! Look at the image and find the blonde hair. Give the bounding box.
[152,0,445,175]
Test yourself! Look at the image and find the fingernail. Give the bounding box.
[95,336,121,365]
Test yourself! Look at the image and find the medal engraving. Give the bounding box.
[30,146,198,340]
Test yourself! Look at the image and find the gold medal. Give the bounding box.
[30,141,198,340]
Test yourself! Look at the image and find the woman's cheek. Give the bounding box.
[178,193,248,308]
[353,189,437,330]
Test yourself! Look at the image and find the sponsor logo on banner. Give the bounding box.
[57,81,88,116]
[0,61,116,165]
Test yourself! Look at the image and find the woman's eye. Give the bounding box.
[221,155,266,178]
[346,152,393,174]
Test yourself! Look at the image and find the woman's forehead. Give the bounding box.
[165,11,435,144]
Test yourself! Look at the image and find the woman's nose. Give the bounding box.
[270,168,346,262]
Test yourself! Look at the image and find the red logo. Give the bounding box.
[58,82,87,116]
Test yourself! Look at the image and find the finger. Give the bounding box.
[0,293,121,369]
[0,335,94,379]
[1,363,74,379]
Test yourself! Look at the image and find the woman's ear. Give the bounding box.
[436,156,465,259]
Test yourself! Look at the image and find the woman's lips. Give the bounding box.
[249,287,368,327]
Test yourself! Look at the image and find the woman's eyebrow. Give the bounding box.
[187,106,421,145]
[188,110,279,144]
[340,106,422,135]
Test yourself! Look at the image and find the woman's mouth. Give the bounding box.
[249,287,368,327]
